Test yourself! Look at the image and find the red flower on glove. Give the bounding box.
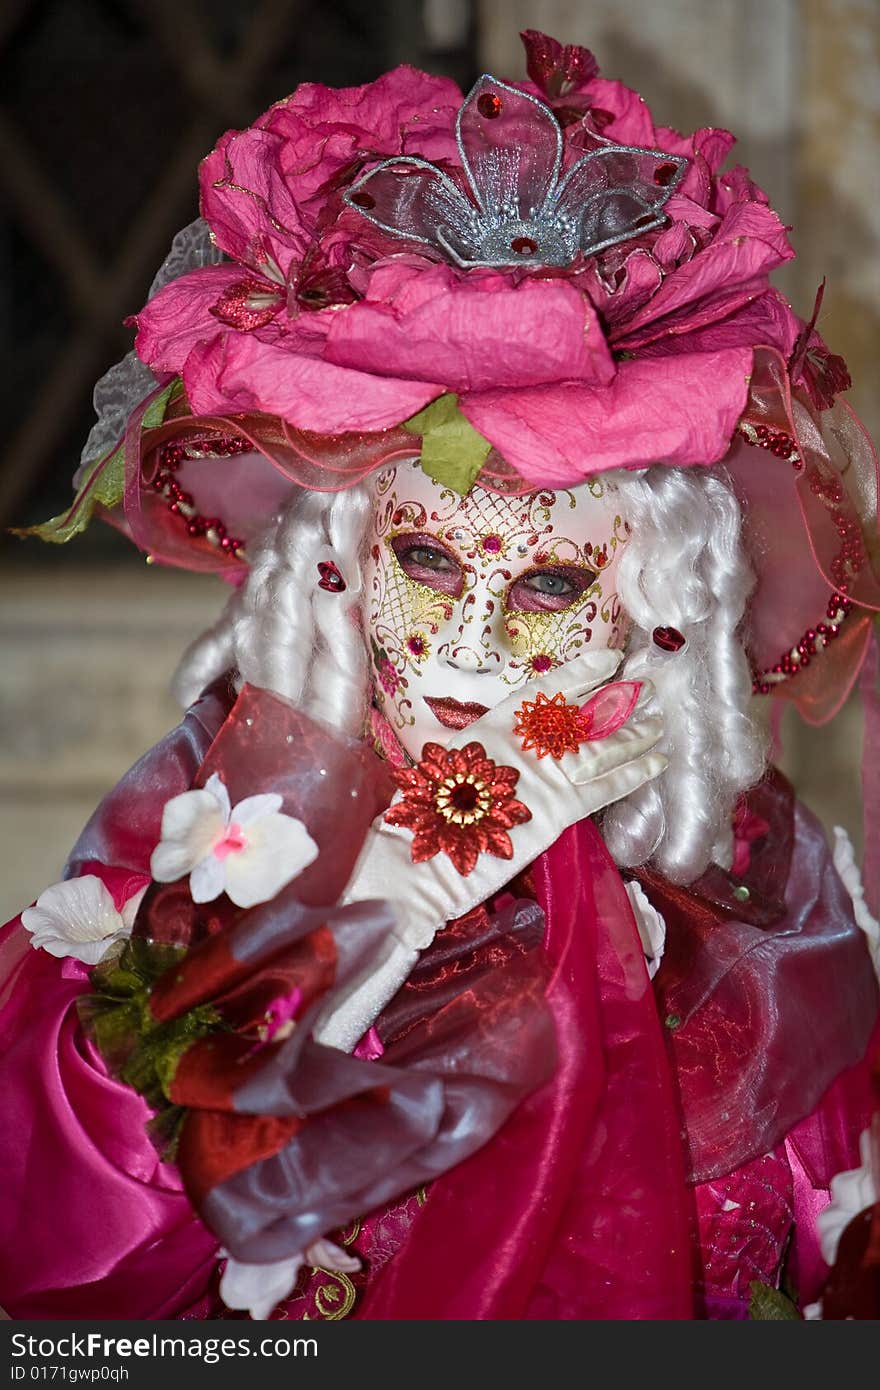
[513,690,586,759]
[385,741,532,876]
[514,680,643,760]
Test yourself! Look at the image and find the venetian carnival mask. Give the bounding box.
[361,461,630,760]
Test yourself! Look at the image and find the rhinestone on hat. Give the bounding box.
[343,75,688,271]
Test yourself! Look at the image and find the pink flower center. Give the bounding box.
[212,821,247,860]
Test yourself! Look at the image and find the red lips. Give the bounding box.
[424,697,490,730]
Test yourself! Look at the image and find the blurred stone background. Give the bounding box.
[1,0,876,921]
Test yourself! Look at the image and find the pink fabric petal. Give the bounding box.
[183,333,444,433]
[462,349,753,484]
[575,76,658,146]
[654,125,737,202]
[135,265,264,374]
[272,66,462,158]
[662,192,721,231]
[579,680,642,740]
[591,250,664,326]
[268,121,364,212]
[612,201,794,349]
[713,163,772,216]
[200,129,310,276]
[634,288,801,360]
[325,271,614,391]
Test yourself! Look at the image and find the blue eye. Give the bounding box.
[507,566,596,613]
[390,532,464,597]
[403,546,456,571]
[523,573,575,596]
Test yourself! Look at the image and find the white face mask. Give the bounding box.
[361,461,630,761]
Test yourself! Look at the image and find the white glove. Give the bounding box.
[315,649,665,1051]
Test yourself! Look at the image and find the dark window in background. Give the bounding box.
[0,0,476,558]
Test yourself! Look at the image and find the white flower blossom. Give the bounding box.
[220,1241,361,1320]
[21,875,146,965]
[817,1127,878,1267]
[625,879,666,980]
[150,773,318,909]
[832,827,880,982]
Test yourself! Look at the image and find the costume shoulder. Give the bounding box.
[636,769,880,1183]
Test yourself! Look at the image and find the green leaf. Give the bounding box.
[748,1281,802,1320]
[403,393,492,496]
[80,937,220,1111]
[11,377,183,545]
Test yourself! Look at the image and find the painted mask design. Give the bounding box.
[361,461,630,760]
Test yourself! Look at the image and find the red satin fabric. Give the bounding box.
[358,818,693,1320]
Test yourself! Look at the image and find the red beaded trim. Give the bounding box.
[152,435,250,560]
[752,591,853,694]
[738,420,867,591]
[738,421,865,691]
[737,421,803,469]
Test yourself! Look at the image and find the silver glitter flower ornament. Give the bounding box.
[343,75,688,270]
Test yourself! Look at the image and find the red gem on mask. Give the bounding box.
[317,561,346,592]
[477,91,503,119]
[652,625,686,652]
[654,162,679,187]
[510,236,538,256]
[350,190,376,209]
[530,654,554,673]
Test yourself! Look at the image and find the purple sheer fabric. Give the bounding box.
[203,900,555,1264]
[65,677,234,880]
[641,773,879,1183]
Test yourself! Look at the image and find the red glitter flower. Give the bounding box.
[513,690,586,759]
[385,741,532,876]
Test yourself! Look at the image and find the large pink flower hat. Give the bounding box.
[27,29,880,724]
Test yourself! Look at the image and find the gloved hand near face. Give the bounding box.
[316,649,665,1050]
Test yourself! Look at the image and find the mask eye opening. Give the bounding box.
[390,530,465,598]
[505,562,599,614]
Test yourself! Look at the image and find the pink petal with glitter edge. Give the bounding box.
[135,265,269,373]
[183,333,444,433]
[579,681,642,740]
[612,201,794,348]
[324,269,615,391]
[462,349,754,483]
[200,129,310,278]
